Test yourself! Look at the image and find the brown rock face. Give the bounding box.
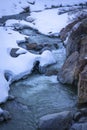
[60,12,87,42]
[57,51,79,84]
[74,59,87,81]
[78,65,87,103]
[66,19,87,58]
[58,16,87,103]
[59,20,78,41]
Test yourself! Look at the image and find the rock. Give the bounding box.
[38,111,73,130]
[74,59,87,82]
[26,43,37,50]
[73,112,82,122]
[26,16,35,23]
[66,18,87,57]
[58,17,87,103]
[21,6,30,13]
[4,70,14,82]
[60,11,87,42]
[78,117,87,123]
[80,108,87,116]
[70,123,87,130]
[45,69,58,76]
[0,110,11,122]
[8,95,15,101]
[78,65,87,103]
[79,36,87,60]
[39,66,47,74]
[10,48,27,57]
[59,20,78,41]
[10,48,19,57]
[57,51,79,84]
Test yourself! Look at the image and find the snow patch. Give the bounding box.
[0,24,56,104]
[30,9,69,35]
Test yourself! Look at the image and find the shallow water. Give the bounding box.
[0,13,77,130]
[11,75,77,112]
[0,74,77,130]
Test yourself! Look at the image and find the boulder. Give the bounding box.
[57,51,79,84]
[58,17,87,103]
[0,110,11,122]
[60,11,87,43]
[74,59,87,82]
[66,18,87,57]
[70,123,87,130]
[38,111,73,130]
[60,20,78,41]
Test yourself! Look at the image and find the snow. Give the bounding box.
[0,71,9,103]
[0,0,86,18]
[30,9,69,35]
[0,23,56,103]
[0,0,30,18]
[0,0,87,107]
[39,50,56,67]
[5,10,69,35]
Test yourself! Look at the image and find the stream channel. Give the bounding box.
[0,23,77,130]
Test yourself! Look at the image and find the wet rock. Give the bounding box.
[0,110,11,122]
[4,70,14,82]
[70,123,87,130]
[80,108,87,116]
[7,95,15,101]
[57,51,79,84]
[20,6,30,14]
[78,117,87,123]
[45,69,58,76]
[10,48,27,57]
[26,41,57,53]
[10,48,19,57]
[73,112,82,122]
[38,111,73,130]
[39,66,47,74]
[26,43,37,50]
[18,28,60,53]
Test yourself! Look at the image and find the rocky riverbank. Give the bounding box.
[38,108,87,130]
[0,1,87,130]
[37,10,87,130]
[58,11,87,104]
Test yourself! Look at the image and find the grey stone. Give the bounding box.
[80,108,87,116]
[70,123,87,130]
[79,117,87,123]
[73,112,82,122]
[0,110,11,122]
[38,111,73,130]
[57,51,79,84]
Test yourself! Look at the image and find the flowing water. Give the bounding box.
[0,48,77,130]
[0,20,77,130]
[1,74,77,130]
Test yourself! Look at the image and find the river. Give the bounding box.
[0,36,77,130]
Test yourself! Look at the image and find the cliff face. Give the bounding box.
[58,13,87,103]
